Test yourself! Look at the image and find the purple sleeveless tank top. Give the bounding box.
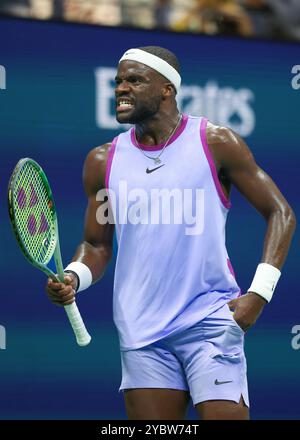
[106,115,240,350]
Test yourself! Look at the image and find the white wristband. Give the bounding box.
[248,263,281,303]
[64,261,92,293]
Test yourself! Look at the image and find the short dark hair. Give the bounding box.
[138,46,180,74]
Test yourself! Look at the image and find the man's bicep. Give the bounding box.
[81,143,114,246]
[221,131,287,219]
[228,162,285,219]
[83,195,115,248]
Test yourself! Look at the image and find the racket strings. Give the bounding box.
[12,162,56,264]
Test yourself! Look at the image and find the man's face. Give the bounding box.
[115,60,164,124]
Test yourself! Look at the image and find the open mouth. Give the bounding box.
[116,98,134,112]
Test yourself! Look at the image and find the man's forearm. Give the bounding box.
[261,206,296,269]
[71,240,113,283]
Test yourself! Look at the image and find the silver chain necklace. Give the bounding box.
[133,113,182,166]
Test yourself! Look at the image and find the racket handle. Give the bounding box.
[64,302,91,346]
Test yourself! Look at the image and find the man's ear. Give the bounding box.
[162,83,176,99]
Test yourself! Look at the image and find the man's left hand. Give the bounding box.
[227,292,267,332]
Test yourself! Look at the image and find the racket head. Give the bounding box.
[8,158,58,277]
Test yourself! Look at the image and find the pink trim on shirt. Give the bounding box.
[227,258,236,278]
[130,114,188,151]
[105,136,118,189]
[227,258,242,297]
[200,117,231,210]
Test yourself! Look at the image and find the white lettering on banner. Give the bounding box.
[95,67,117,129]
[0,325,6,349]
[95,67,256,136]
[291,65,300,90]
[291,325,300,350]
[0,65,6,90]
[177,83,255,137]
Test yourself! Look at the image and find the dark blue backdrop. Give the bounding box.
[0,16,299,419]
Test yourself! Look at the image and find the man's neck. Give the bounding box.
[135,110,181,146]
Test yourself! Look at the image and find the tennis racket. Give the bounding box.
[8,158,91,346]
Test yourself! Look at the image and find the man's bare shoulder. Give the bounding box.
[206,121,253,170]
[83,143,112,195]
[206,121,239,146]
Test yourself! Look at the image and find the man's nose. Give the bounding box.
[115,80,130,95]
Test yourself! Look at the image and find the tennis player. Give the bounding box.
[46,46,296,420]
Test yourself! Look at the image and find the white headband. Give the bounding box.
[119,48,181,91]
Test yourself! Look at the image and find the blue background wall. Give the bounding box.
[0,17,299,419]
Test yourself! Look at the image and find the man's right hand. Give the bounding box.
[45,274,78,306]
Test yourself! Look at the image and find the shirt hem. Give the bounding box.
[118,296,237,351]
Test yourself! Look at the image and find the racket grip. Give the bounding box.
[64,302,91,346]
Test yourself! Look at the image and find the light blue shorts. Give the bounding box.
[119,303,249,407]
